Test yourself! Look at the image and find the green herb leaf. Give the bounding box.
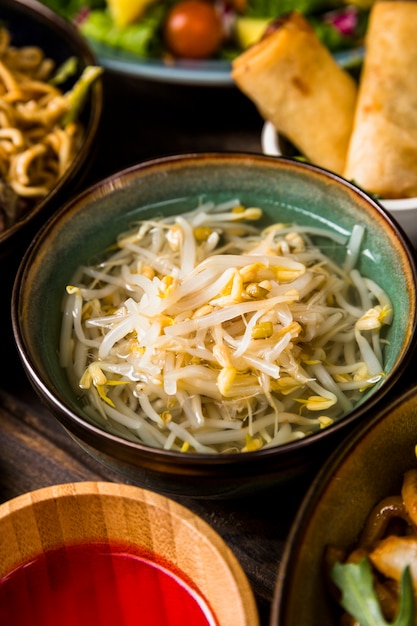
[395,566,415,626]
[49,56,78,86]
[61,65,103,126]
[331,557,415,626]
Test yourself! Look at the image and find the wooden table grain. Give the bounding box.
[1,70,415,626]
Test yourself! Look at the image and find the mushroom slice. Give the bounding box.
[370,535,417,593]
[402,468,417,527]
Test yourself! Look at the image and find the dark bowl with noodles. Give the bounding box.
[271,382,417,626]
[11,152,417,499]
[0,0,103,256]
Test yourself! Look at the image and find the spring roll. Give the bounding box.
[343,2,417,199]
[231,11,358,175]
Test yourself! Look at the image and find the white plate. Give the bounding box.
[261,120,417,246]
[261,120,284,157]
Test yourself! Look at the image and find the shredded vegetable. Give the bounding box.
[60,199,392,454]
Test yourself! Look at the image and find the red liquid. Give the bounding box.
[0,542,218,626]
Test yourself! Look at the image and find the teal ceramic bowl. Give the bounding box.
[11,153,417,498]
[271,382,417,626]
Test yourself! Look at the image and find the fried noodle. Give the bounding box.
[0,27,84,229]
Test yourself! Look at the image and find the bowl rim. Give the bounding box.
[11,152,417,466]
[0,0,103,250]
[260,121,417,211]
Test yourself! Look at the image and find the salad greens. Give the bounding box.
[39,0,370,59]
[79,4,166,58]
[41,0,104,18]
[331,557,415,626]
[245,0,333,15]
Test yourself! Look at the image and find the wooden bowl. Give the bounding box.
[0,481,259,626]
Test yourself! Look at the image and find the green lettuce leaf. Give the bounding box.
[40,0,105,20]
[79,7,165,57]
[331,557,415,626]
[244,0,338,18]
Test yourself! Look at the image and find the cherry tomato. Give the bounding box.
[163,0,223,60]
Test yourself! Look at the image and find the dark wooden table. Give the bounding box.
[1,69,415,625]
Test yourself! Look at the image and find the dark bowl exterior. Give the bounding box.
[0,0,103,255]
[271,382,417,625]
[11,153,417,498]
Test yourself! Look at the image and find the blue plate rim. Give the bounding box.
[89,38,364,86]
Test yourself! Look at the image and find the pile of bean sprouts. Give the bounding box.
[60,199,392,454]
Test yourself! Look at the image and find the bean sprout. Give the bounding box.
[60,199,392,454]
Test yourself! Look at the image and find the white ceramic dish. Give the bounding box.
[261,121,417,247]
